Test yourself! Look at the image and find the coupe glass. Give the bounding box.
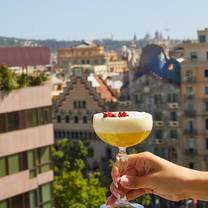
[93,111,153,208]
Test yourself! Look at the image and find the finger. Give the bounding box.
[110,183,124,198]
[120,175,152,190]
[111,165,120,188]
[106,194,117,206]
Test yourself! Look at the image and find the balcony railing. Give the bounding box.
[184,109,196,117]
[184,148,197,155]
[183,129,197,135]
[183,76,196,83]
[185,94,194,99]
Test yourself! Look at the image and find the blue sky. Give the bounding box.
[1,0,208,40]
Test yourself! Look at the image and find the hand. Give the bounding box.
[107,152,208,205]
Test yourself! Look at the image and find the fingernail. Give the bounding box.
[112,191,120,199]
[120,175,129,184]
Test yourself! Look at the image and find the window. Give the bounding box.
[74,116,79,123]
[205,86,208,95]
[7,112,19,131]
[170,130,178,139]
[41,183,52,203]
[73,101,77,109]
[0,114,6,133]
[199,35,206,43]
[190,51,198,60]
[57,115,61,123]
[187,120,193,131]
[43,107,52,124]
[0,158,6,177]
[186,86,193,95]
[0,200,7,208]
[205,119,208,129]
[10,194,24,208]
[86,59,90,64]
[81,59,85,64]
[65,115,70,123]
[154,94,162,104]
[204,69,208,77]
[167,93,177,102]
[83,116,87,123]
[29,190,37,208]
[207,52,208,61]
[82,101,86,108]
[189,162,194,169]
[205,102,208,111]
[170,111,177,121]
[8,154,20,174]
[27,151,36,178]
[40,147,50,173]
[154,112,162,121]
[27,109,38,127]
[154,129,163,139]
[206,139,208,150]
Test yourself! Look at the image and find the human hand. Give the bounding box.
[107,152,208,205]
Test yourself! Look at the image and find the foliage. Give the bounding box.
[0,64,17,92]
[0,65,49,92]
[52,139,106,208]
[134,194,152,206]
[16,73,30,88]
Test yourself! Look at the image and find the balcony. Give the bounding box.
[154,121,164,127]
[184,148,197,156]
[183,129,197,135]
[185,94,194,99]
[183,76,196,83]
[184,109,196,117]
[168,121,179,128]
[167,103,178,109]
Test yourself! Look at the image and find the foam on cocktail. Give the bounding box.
[93,111,153,147]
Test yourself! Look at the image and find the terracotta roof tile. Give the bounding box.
[94,75,117,102]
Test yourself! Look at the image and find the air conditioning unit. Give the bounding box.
[168,121,179,127]
[168,103,178,109]
[154,121,164,127]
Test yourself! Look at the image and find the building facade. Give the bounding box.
[0,85,54,208]
[181,29,208,170]
[57,41,106,68]
[53,67,117,165]
[120,72,181,163]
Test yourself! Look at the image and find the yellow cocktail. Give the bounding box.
[93,111,153,208]
[93,111,152,148]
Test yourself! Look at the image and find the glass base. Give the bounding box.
[100,203,144,208]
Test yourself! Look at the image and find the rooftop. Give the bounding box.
[0,46,50,67]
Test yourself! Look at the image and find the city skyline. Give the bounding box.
[1,0,208,41]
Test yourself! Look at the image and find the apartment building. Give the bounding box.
[181,28,208,170]
[0,85,54,208]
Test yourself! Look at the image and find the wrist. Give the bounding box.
[185,169,208,200]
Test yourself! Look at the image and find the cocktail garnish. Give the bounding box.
[103,111,129,118]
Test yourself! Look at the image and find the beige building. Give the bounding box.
[57,41,105,68]
[57,42,128,73]
[0,85,54,208]
[181,28,208,170]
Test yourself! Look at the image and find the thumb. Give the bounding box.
[120,175,152,190]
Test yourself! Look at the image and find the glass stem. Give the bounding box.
[116,147,128,204]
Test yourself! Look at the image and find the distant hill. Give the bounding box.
[0,36,137,52]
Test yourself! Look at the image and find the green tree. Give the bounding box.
[0,64,17,92]
[52,139,106,208]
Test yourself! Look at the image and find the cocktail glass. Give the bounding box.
[93,111,153,208]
